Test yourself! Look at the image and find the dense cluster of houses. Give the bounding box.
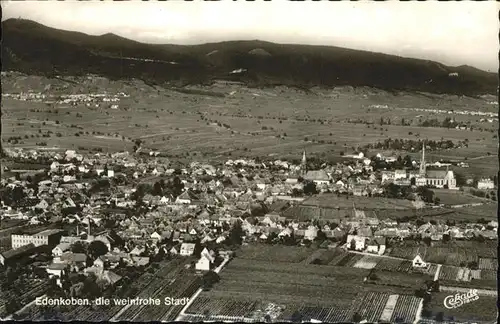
[1,148,497,293]
[2,88,128,109]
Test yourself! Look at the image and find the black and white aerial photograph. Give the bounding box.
[0,1,498,323]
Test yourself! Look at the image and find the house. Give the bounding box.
[130,246,145,256]
[50,161,60,172]
[129,256,150,267]
[99,270,122,286]
[347,235,366,251]
[477,179,495,190]
[180,243,196,256]
[175,190,200,205]
[94,257,106,268]
[46,262,68,279]
[169,246,179,255]
[357,227,373,238]
[304,226,318,241]
[150,232,162,241]
[394,170,407,180]
[412,254,427,268]
[35,199,49,210]
[304,170,330,185]
[352,186,369,197]
[159,196,171,205]
[52,243,71,257]
[195,248,215,271]
[59,252,87,271]
[278,227,293,238]
[366,237,386,255]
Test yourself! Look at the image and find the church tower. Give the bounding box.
[419,142,426,176]
[301,150,307,176]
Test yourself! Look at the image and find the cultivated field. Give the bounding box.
[236,244,316,263]
[389,241,497,266]
[302,194,417,210]
[188,256,423,322]
[2,74,497,177]
[186,244,426,322]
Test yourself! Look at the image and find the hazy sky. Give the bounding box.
[2,0,498,71]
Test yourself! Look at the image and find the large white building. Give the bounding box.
[11,229,64,249]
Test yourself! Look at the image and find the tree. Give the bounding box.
[152,181,163,196]
[417,187,434,203]
[193,239,203,257]
[303,181,318,195]
[88,240,108,259]
[352,312,362,322]
[71,241,88,254]
[228,221,244,246]
[467,261,478,270]
[266,232,278,244]
[368,272,378,281]
[386,183,401,198]
[291,311,303,323]
[202,271,220,290]
[455,172,466,187]
[133,139,142,152]
[423,237,432,246]
[82,273,101,299]
[349,239,356,250]
[169,176,184,197]
[315,230,327,242]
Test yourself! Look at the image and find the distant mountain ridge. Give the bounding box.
[2,18,497,95]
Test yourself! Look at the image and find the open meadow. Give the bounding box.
[431,189,491,206]
[2,74,497,177]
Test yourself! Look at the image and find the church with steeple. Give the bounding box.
[414,142,457,189]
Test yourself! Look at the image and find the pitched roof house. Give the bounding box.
[180,243,196,256]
